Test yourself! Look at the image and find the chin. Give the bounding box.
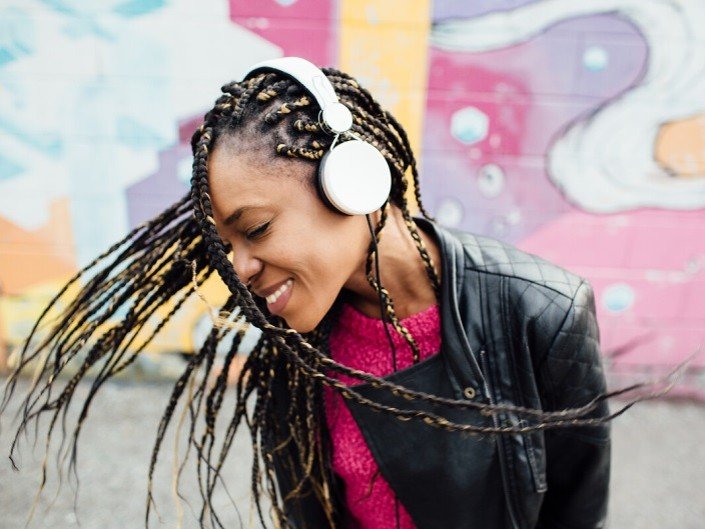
[283,303,333,334]
[282,316,317,334]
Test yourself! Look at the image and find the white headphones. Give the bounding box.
[242,56,392,216]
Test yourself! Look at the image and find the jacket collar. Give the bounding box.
[413,216,487,393]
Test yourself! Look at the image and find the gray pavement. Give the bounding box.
[1,376,703,529]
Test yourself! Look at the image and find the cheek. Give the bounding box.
[282,228,366,333]
[284,223,341,273]
[315,232,361,275]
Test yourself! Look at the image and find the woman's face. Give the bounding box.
[207,144,371,333]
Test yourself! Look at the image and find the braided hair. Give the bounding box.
[0,67,687,529]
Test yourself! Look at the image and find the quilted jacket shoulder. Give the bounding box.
[447,225,606,413]
[447,226,601,373]
[446,225,585,300]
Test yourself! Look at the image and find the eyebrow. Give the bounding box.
[223,205,266,227]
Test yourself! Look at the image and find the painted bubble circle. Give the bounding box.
[489,215,510,237]
[583,45,609,72]
[477,163,506,198]
[603,282,635,313]
[436,197,464,227]
[451,106,489,145]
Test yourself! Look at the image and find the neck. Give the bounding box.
[341,205,441,320]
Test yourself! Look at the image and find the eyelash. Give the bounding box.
[246,222,270,240]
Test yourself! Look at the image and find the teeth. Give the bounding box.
[266,279,292,304]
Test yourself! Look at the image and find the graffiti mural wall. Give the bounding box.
[428,0,705,396]
[1,0,703,394]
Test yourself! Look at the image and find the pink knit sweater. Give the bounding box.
[323,300,441,529]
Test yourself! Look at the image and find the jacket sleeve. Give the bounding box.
[535,279,612,529]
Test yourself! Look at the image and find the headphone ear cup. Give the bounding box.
[318,139,391,216]
[315,149,342,214]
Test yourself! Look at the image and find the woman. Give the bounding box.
[1,57,679,529]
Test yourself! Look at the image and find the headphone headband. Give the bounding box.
[240,56,392,217]
[244,57,353,134]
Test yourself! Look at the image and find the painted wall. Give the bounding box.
[1,0,703,395]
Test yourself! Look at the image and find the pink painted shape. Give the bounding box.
[426,53,529,155]
[229,0,337,66]
[517,207,705,372]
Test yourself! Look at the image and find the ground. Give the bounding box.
[0,376,703,528]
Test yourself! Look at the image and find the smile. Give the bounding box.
[266,278,293,315]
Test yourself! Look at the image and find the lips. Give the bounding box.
[265,279,293,316]
[255,278,292,299]
[254,278,294,315]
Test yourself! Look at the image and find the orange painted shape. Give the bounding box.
[655,113,705,178]
[0,198,76,295]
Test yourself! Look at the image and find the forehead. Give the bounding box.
[206,144,314,220]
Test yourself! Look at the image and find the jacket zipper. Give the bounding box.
[479,347,522,529]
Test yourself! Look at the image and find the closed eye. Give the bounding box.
[246,222,270,240]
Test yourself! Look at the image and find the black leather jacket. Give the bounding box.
[269,215,611,529]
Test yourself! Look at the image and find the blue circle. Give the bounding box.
[583,46,609,72]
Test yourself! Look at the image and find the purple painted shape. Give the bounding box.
[419,150,572,242]
[423,13,647,242]
[574,26,648,96]
[126,143,190,230]
[433,0,542,22]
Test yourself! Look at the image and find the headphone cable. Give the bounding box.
[365,212,398,369]
[365,211,401,529]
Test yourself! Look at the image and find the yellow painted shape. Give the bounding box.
[339,0,432,215]
[0,261,232,356]
[1,278,83,359]
[655,114,705,178]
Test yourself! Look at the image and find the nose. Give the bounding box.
[229,246,262,288]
